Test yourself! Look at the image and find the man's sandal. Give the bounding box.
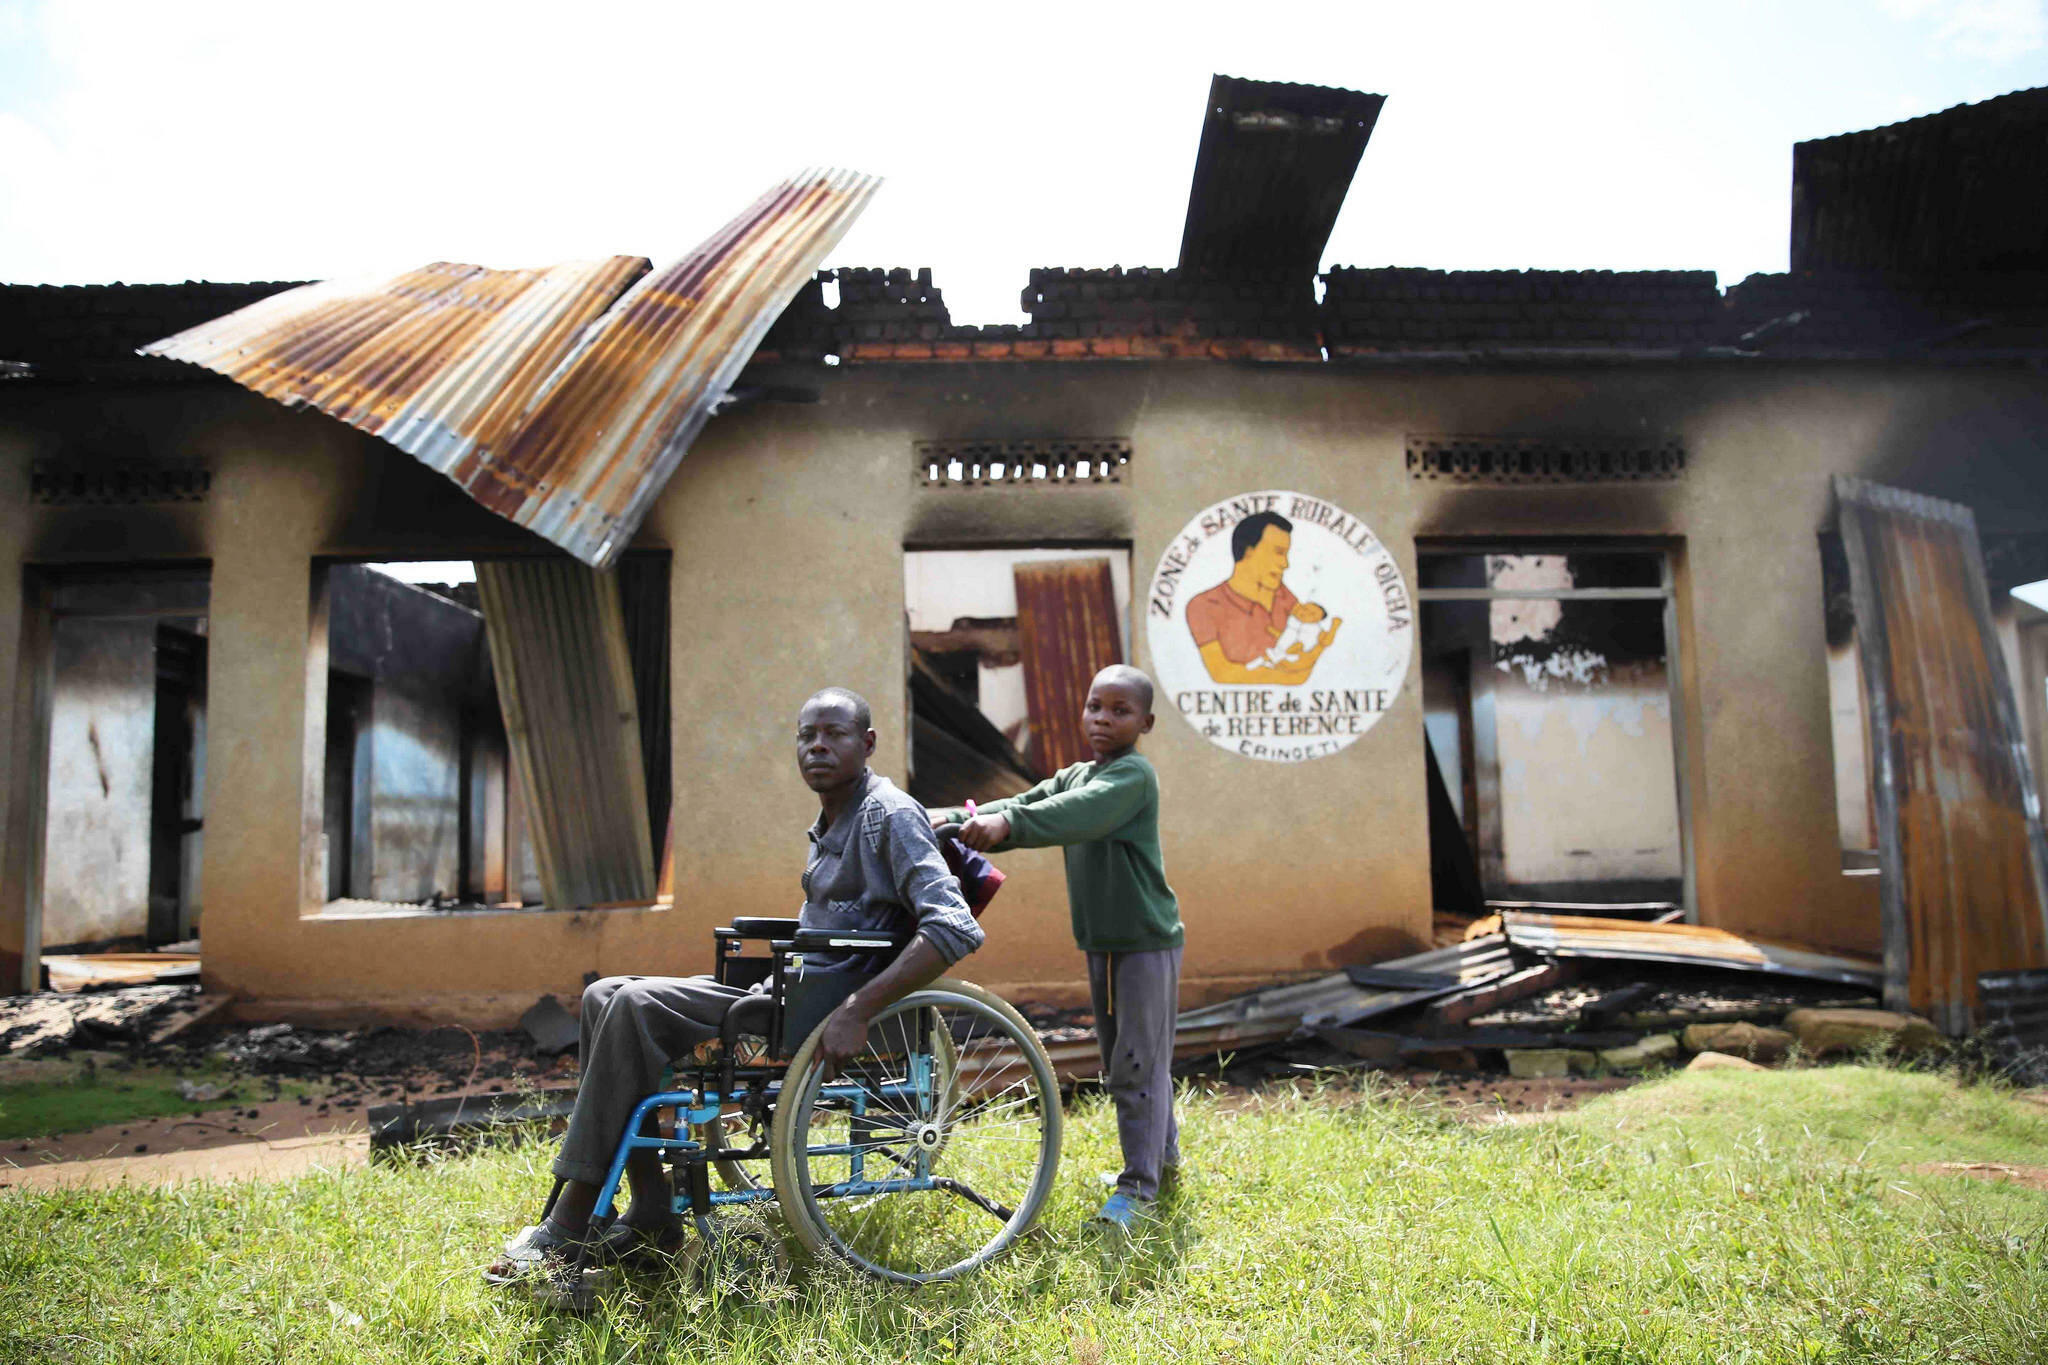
[484,1222,615,1309]
[483,1223,569,1286]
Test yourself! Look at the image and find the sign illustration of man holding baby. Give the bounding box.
[1184,510,1344,685]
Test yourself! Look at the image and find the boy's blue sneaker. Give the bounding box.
[1091,1191,1153,1230]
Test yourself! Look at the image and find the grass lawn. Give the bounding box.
[1,1063,2044,1364]
[0,1057,320,1143]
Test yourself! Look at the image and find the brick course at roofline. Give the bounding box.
[0,281,306,381]
[752,264,1732,363]
[1721,268,2048,356]
[14,263,2048,379]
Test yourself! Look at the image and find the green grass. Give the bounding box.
[1,1064,2044,1364]
[0,1058,320,1142]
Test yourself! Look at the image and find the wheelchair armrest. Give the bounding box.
[719,992,774,1051]
[725,916,802,939]
[788,928,913,955]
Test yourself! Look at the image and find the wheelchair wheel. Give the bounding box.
[768,980,1061,1284]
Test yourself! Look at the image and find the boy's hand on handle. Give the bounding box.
[958,812,1010,851]
[930,798,976,832]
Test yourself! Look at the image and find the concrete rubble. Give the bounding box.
[1782,1007,1945,1058]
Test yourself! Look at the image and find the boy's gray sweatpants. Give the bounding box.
[1086,946,1183,1201]
[552,974,750,1186]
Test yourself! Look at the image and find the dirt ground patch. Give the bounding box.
[3,1132,369,1191]
[1906,1161,2048,1193]
[1189,1066,1641,1120]
[1406,1071,1640,1121]
[1,989,573,1187]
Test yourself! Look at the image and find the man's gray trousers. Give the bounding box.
[552,974,749,1186]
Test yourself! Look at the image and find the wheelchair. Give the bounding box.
[553,916,1063,1292]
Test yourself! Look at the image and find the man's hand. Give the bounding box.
[957,812,1010,851]
[817,999,872,1080]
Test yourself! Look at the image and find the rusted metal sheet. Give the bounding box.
[1835,475,2048,1031]
[474,559,654,909]
[1496,912,1883,989]
[141,170,881,568]
[1013,558,1122,775]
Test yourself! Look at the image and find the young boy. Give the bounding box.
[933,664,1183,1228]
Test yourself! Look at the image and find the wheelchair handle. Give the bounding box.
[933,823,965,841]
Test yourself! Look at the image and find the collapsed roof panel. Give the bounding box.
[140,169,881,567]
[1177,74,1384,283]
[1792,86,2048,276]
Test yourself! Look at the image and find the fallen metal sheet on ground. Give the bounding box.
[43,953,201,992]
[1173,935,1518,1048]
[1343,965,1465,991]
[1484,900,1682,917]
[1498,913,1883,989]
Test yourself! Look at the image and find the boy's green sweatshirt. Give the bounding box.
[933,752,1182,953]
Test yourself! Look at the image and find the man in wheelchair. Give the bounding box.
[487,686,986,1283]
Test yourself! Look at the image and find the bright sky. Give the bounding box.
[3,1,2045,323]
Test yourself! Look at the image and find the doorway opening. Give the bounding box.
[1417,547,1687,918]
[33,567,211,982]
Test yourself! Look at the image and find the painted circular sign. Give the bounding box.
[1145,490,1413,762]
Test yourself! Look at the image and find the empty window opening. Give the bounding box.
[38,568,211,957]
[903,548,1132,808]
[1419,550,1684,916]
[315,556,671,914]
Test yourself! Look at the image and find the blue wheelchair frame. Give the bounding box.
[590,1052,946,1220]
[574,917,955,1234]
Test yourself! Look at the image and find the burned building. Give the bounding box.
[1,80,2044,1030]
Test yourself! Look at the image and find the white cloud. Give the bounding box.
[1881,0,2045,61]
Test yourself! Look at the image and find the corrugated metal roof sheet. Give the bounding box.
[1013,558,1123,775]
[1177,74,1382,282]
[476,557,656,909]
[140,169,880,567]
